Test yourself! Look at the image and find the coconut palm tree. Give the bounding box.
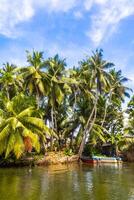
[0,48,132,160]
[0,93,52,159]
[0,63,23,99]
[126,95,134,135]
[101,69,131,127]
[109,69,131,100]
[78,49,114,157]
[83,49,114,94]
[21,51,48,107]
[44,55,67,149]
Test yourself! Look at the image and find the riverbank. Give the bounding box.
[36,152,79,166]
[0,150,134,168]
[0,152,79,167]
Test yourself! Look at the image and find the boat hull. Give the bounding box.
[81,156,122,164]
[81,158,98,164]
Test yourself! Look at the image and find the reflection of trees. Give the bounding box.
[0,165,133,200]
[91,165,132,200]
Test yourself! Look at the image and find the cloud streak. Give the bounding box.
[86,0,134,45]
[0,0,77,37]
[1,0,134,47]
[0,0,35,37]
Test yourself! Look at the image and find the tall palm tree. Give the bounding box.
[44,55,67,149]
[109,69,131,100]
[87,49,114,94]
[78,49,114,157]
[0,63,22,99]
[126,95,134,135]
[21,51,48,107]
[101,69,131,127]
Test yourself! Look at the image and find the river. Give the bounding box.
[0,163,134,200]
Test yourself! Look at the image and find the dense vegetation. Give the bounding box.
[0,49,133,159]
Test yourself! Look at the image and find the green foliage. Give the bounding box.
[82,144,92,156]
[0,94,53,159]
[0,49,131,160]
[126,95,134,135]
[64,148,73,156]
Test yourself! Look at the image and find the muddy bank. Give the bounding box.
[36,152,79,166]
[0,152,79,167]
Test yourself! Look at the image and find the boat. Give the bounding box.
[81,156,122,164]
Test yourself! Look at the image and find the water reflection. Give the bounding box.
[0,163,134,200]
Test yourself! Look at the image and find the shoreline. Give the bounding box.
[0,152,79,168]
[0,151,133,168]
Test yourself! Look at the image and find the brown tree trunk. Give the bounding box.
[101,92,112,127]
[78,94,98,158]
[50,107,54,151]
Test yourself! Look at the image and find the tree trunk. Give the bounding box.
[101,92,112,127]
[115,143,119,157]
[78,92,98,158]
[35,86,40,108]
[70,132,74,149]
[6,88,10,100]
[54,108,57,132]
[50,106,54,151]
[78,106,97,158]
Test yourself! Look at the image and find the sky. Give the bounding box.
[0,0,134,97]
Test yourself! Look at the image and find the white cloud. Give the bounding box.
[0,0,77,37]
[84,0,107,10]
[73,11,83,19]
[1,0,134,48]
[84,0,94,10]
[86,0,134,46]
[41,0,77,12]
[0,0,34,37]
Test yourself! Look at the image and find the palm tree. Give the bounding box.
[44,55,67,150]
[21,51,48,107]
[109,69,131,100]
[78,49,114,157]
[101,69,131,127]
[0,48,132,160]
[85,49,114,94]
[126,95,134,135]
[0,93,52,158]
[0,63,22,99]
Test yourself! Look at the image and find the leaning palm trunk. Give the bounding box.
[101,92,112,127]
[78,94,98,158]
[101,103,107,127]
[70,132,74,149]
[78,107,97,158]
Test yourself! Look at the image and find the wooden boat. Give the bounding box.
[81,156,122,164]
[81,157,98,164]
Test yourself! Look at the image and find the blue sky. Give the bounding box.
[0,0,134,95]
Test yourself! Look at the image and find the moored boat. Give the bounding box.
[81,156,122,164]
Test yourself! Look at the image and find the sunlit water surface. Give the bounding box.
[0,163,134,200]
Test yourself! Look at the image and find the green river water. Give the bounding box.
[0,163,134,200]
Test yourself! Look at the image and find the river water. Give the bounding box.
[0,163,134,200]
